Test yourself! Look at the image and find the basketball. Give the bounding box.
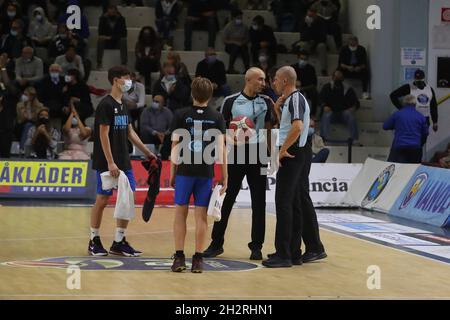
[229,116,256,143]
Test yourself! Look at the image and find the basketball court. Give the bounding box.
[1,204,449,300]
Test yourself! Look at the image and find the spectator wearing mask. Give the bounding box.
[55,45,85,78]
[195,47,230,98]
[249,15,277,67]
[339,36,370,99]
[166,51,191,85]
[36,64,65,119]
[16,86,44,151]
[291,49,318,117]
[184,0,217,50]
[311,0,342,49]
[383,95,429,164]
[0,1,28,37]
[48,24,86,60]
[320,69,360,144]
[153,61,191,112]
[223,9,250,74]
[390,69,438,133]
[123,72,146,131]
[270,0,303,32]
[0,19,33,59]
[25,107,60,159]
[309,118,329,163]
[58,106,92,160]
[155,0,180,48]
[15,46,44,88]
[28,7,54,48]
[140,94,173,159]
[62,68,93,123]
[297,8,328,76]
[97,5,128,69]
[135,26,162,94]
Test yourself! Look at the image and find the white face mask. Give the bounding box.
[298,59,307,67]
[305,16,314,25]
[65,75,72,83]
[35,14,43,21]
[251,24,259,31]
[10,30,18,36]
[71,117,78,126]
[349,45,358,51]
[7,11,16,18]
[121,79,132,93]
[50,72,60,79]
[235,19,243,25]
[258,55,268,64]
[21,94,29,103]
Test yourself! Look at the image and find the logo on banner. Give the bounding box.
[361,164,395,207]
[442,8,450,23]
[399,173,428,210]
[2,257,259,272]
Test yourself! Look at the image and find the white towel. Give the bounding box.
[100,171,135,221]
[207,185,226,222]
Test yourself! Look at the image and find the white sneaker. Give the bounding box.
[362,92,370,100]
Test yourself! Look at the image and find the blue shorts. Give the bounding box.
[96,170,136,196]
[174,175,213,207]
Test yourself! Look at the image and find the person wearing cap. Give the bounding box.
[390,69,438,132]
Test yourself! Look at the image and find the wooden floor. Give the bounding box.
[0,205,449,300]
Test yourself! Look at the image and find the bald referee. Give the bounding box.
[203,67,274,260]
[263,66,325,268]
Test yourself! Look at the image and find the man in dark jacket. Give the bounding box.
[249,15,277,67]
[383,95,429,163]
[97,5,128,68]
[36,64,65,120]
[339,36,369,99]
[291,49,318,117]
[320,69,360,143]
[195,48,230,97]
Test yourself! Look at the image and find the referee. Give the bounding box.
[203,67,274,260]
[263,66,317,268]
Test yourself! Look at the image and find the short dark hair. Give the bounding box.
[108,65,131,85]
[67,68,81,82]
[253,15,264,25]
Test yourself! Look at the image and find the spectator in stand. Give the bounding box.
[155,0,181,49]
[57,0,90,42]
[123,72,146,131]
[291,49,318,117]
[58,106,92,160]
[320,69,360,144]
[25,107,60,159]
[311,0,342,49]
[62,68,93,123]
[297,8,328,76]
[309,118,330,163]
[166,51,191,85]
[0,19,33,59]
[184,0,217,50]
[254,51,272,78]
[15,46,44,89]
[339,35,370,99]
[28,7,54,48]
[247,0,266,10]
[249,15,277,67]
[223,9,250,74]
[270,0,303,32]
[0,1,28,36]
[36,63,65,120]
[97,5,128,69]
[262,66,279,103]
[55,45,85,79]
[153,61,191,112]
[383,95,429,164]
[135,26,162,94]
[48,24,86,60]
[195,47,230,98]
[390,69,438,133]
[140,94,173,160]
[16,86,44,151]
[0,61,19,158]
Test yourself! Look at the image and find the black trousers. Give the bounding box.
[210,161,267,251]
[388,147,423,164]
[300,142,325,253]
[225,44,250,72]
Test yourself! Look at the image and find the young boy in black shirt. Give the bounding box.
[170,77,228,273]
[89,66,155,257]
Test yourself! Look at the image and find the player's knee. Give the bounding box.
[96,195,109,208]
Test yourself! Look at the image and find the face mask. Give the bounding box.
[50,72,60,79]
[206,55,217,64]
[7,11,16,18]
[308,127,315,136]
[120,79,132,93]
[21,94,29,103]
[349,45,358,51]
[165,75,176,81]
[35,14,43,21]
[65,75,72,83]
[10,30,18,37]
[305,16,314,25]
[298,59,307,67]
[151,102,160,110]
[235,19,242,25]
[38,117,49,125]
[251,24,259,31]
[258,55,268,64]
[24,58,31,63]
[71,117,78,126]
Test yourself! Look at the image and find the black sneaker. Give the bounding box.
[109,237,141,257]
[88,236,108,256]
[191,256,203,273]
[292,257,303,266]
[171,254,186,272]
[250,250,263,260]
[203,245,224,258]
[302,251,327,263]
[262,256,292,268]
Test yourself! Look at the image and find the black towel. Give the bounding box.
[141,157,162,222]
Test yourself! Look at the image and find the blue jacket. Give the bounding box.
[383,104,429,149]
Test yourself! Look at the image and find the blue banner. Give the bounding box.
[389,166,450,228]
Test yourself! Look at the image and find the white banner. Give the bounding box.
[235,163,363,207]
[341,158,419,212]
